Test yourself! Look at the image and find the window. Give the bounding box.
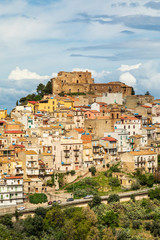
[128,125,130,129]
[77,80,79,83]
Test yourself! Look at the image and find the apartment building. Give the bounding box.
[120,150,158,173]
[52,138,83,171]
[0,176,24,206]
[115,115,142,136]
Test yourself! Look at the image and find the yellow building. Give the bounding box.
[38,97,74,112]
[0,109,7,119]
[27,101,39,113]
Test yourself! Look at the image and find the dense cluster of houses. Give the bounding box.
[0,80,160,206]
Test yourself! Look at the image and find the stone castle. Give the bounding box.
[51,70,132,97]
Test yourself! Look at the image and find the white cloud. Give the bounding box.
[51,72,57,78]
[8,67,50,81]
[72,68,111,78]
[119,72,136,87]
[118,63,142,72]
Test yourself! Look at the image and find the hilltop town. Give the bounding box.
[0,70,159,207]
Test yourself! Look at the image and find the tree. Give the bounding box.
[86,226,100,240]
[43,205,65,230]
[131,87,135,95]
[16,100,19,106]
[109,177,120,187]
[44,80,52,95]
[102,228,116,240]
[24,215,43,236]
[149,187,160,200]
[145,91,151,96]
[108,194,120,204]
[36,83,45,96]
[89,195,101,208]
[131,181,140,190]
[89,167,96,176]
[101,211,119,228]
[147,174,154,188]
[35,207,47,219]
[138,174,147,185]
[0,214,13,228]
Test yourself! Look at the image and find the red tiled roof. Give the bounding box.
[5,131,24,134]
[141,105,152,108]
[96,102,107,105]
[0,121,5,123]
[5,176,23,179]
[121,115,138,120]
[28,101,38,104]
[74,128,85,133]
[81,135,92,143]
[101,137,117,142]
[13,145,25,148]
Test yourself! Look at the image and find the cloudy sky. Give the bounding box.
[1,0,160,111]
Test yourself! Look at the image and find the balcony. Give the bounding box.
[64,155,70,158]
[16,165,22,168]
[64,149,69,152]
[62,161,71,165]
[75,154,79,157]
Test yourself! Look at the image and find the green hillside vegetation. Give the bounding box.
[2,195,160,239]
[19,80,52,105]
[64,166,156,198]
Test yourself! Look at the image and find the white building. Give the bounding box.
[52,138,83,171]
[0,176,24,206]
[114,115,142,136]
[104,129,131,153]
[96,92,123,105]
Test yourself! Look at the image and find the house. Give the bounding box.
[52,138,83,171]
[0,176,24,206]
[120,150,158,173]
[115,115,142,136]
[96,92,123,105]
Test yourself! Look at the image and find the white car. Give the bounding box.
[83,195,94,199]
[17,206,25,211]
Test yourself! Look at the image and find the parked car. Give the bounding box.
[48,201,52,205]
[52,200,57,204]
[17,206,25,211]
[66,198,74,202]
[57,200,62,204]
[83,195,94,199]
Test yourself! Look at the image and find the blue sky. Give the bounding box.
[1,0,160,111]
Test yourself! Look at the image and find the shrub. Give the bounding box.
[116,229,131,240]
[147,174,154,188]
[149,187,160,200]
[145,222,151,231]
[29,193,48,204]
[122,219,130,228]
[89,166,96,176]
[109,177,120,187]
[106,163,110,168]
[130,194,135,202]
[70,170,75,176]
[131,181,140,190]
[89,195,101,208]
[132,220,141,229]
[101,211,119,228]
[35,207,47,218]
[110,164,120,172]
[138,174,147,186]
[108,194,120,204]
